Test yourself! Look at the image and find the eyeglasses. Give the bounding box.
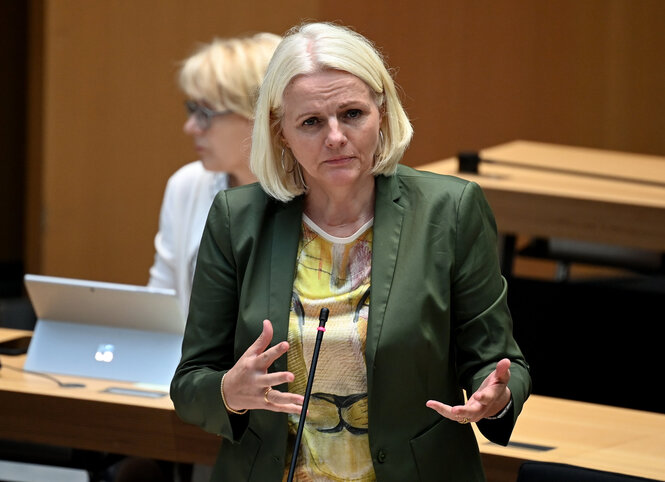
[184,100,232,130]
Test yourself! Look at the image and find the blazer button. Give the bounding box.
[377,449,387,463]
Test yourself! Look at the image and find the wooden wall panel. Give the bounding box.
[319,0,665,165]
[28,0,665,284]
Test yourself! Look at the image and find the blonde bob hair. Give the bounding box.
[179,32,281,119]
[251,22,413,202]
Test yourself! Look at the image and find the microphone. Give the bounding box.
[287,307,329,482]
[457,150,665,188]
[457,151,481,174]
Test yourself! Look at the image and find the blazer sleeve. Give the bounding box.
[170,190,248,441]
[451,181,532,446]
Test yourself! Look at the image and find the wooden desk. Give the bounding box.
[2,328,664,481]
[418,140,665,252]
[477,396,665,481]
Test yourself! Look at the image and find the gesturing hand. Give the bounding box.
[222,319,304,415]
[425,358,512,424]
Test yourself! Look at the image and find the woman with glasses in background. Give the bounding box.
[148,33,281,315]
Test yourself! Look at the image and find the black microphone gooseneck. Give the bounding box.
[287,307,329,482]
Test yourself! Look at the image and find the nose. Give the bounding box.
[183,114,201,135]
[325,119,347,148]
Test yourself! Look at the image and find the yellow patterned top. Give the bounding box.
[284,215,375,481]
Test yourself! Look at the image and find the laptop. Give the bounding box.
[23,274,186,386]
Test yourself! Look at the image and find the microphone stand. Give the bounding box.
[287,307,329,482]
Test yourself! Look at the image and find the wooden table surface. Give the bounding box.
[476,394,665,481]
[417,140,665,252]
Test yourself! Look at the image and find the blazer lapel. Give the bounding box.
[269,196,304,373]
[366,173,404,393]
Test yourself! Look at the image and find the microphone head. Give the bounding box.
[318,307,330,325]
[458,151,481,174]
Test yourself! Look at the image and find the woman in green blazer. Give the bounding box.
[171,22,531,482]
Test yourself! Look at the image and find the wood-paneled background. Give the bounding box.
[18,0,665,284]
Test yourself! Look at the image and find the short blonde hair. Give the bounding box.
[179,32,281,120]
[251,22,413,202]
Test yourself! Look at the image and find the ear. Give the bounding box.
[270,110,288,148]
[280,131,290,149]
[378,102,386,123]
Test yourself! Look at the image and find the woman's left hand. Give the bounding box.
[425,358,512,424]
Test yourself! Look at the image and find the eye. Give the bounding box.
[302,117,319,126]
[346,109,362,119]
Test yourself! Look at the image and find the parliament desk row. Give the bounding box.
[1,328,664,482]
[418,140,665,277]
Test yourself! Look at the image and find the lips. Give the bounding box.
[325,155,354,163]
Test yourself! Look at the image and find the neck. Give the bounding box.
[304,181,376,238]
[227,168,257,188]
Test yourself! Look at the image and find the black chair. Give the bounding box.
[0,295,36,330]
[516,461,658,482]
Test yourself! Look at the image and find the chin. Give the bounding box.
[201,159,225,172]
[324,172,372,188]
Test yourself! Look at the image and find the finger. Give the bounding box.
[261,371,296,388]
[245,319,274,357]
[257,340,291,369]
[466,393,494,414]
[264,389,304,415]
[476,359,511,395]
[470,381,506,407]
[434,399,487,423]
[494,358,511,382]
[265,389,304,407]
[469,384,511,419]
[428,399,482,423]
[470,389,493,406]
[426,400,455,419]
[452,400,479,422]
[265,402,305,415]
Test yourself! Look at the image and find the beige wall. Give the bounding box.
[26,0,665,284]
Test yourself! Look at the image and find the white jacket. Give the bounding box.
[148,161,228,316]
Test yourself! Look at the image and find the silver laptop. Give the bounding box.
[23,274,185,386]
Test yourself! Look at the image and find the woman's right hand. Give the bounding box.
[222,319,304,414]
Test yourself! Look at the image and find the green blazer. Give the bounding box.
[171,165,531,481]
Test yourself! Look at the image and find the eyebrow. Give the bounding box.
[293,100,372,122]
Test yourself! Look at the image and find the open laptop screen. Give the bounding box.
[23,274,186,386]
